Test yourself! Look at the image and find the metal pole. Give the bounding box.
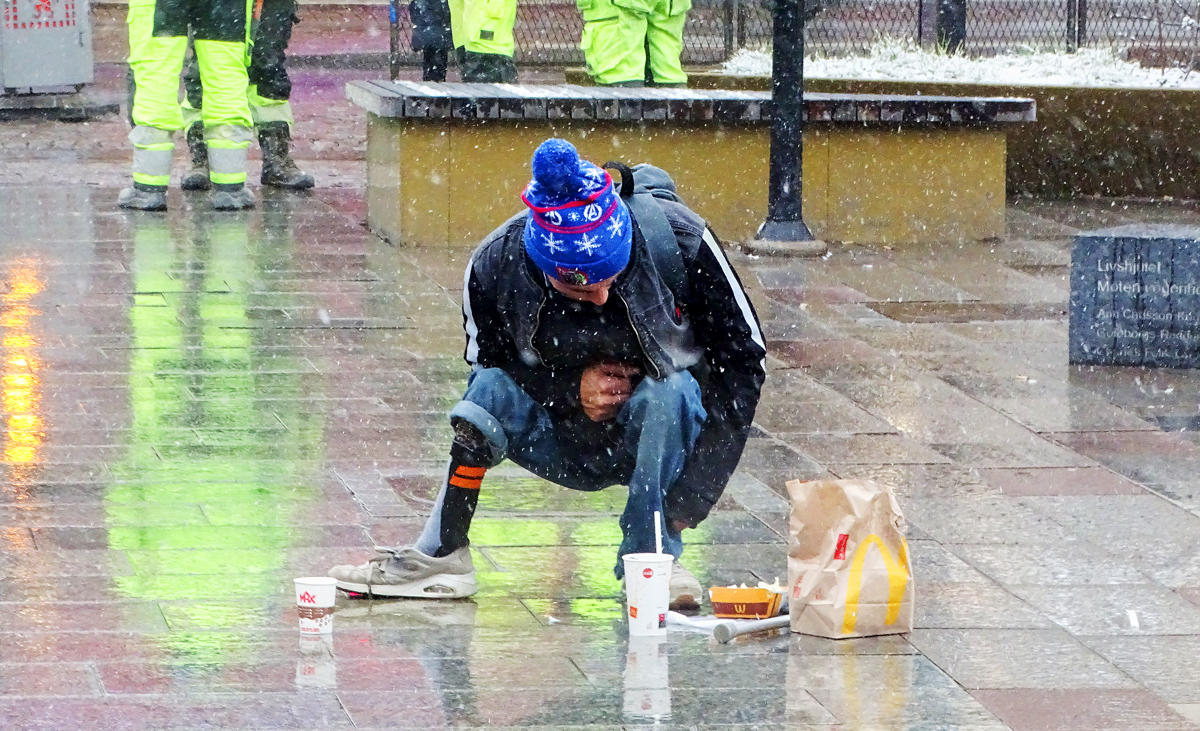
[724,0,736,61]
[755,0,817,244]
[736,0,747,50]
[1067,0,1078,52]
[1079,0,1087,49]
[389,0,401,81]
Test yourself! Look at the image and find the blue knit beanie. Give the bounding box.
[521,139,632,286]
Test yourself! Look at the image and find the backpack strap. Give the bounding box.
[605,161,689,303]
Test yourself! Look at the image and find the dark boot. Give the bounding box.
[117,184,168,211]
[181,123,211,191]
[211,184,256,211]
[258,122,314,190]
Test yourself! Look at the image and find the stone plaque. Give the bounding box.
[1070,224,1200,367]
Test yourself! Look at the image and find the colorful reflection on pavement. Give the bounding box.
[2,260,45,488]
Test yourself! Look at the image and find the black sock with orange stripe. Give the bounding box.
[434,458,485,557]
[433,419,492,558]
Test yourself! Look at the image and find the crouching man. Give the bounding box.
[329,139,765,609]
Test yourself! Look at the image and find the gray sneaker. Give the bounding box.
[212,186,255,211]
[117,186,167,211]
[328,546,477,598]
[669,560,702,610]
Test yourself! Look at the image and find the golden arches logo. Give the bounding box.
[841,534,910,635]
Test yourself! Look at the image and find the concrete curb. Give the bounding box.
[741,238,829,257]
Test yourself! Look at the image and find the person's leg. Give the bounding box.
[457,50,518,83]
[579,0,649,86]
[411,0,453,81]
[423,48,450,81]
[181,33,212,191]
[414,367,620,557]
[247,0,312,187]
[122,0,188,209]
[644,0,689,86]
[193,35,255,209]
[613,370,706,575]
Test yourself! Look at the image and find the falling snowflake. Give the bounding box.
[577,233,602,255]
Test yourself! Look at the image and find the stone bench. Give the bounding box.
[1070,224,1200,368]
[347,81,1036,247]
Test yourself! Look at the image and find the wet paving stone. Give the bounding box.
[778,433,953,465]
[977,466,1147,496]
[970,688,1198,731]
[950,541,1153,586]
[1018,496,1200,574]
[0,663,103,697]
[1080,636,1200,704]
[787,653,1007,728]
[1006,584,1200,636]
[915,582,1056,629]
[909,628,1139,689]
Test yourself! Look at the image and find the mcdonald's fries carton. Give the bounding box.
[786,478,915,638]
[709,584,784,619]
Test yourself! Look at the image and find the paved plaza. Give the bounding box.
[2,67,1200,731]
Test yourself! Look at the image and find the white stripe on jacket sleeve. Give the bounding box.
[700,227,765,360]
[462,252,480,366]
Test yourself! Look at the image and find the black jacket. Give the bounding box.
[461,200,766,527]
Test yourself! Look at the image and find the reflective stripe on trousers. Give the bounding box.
[129,125,173,187]
[206,123,254,185]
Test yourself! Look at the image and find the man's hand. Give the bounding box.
[580,361,641,422]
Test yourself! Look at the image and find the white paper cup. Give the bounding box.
[294,577,338,635]
[622,553,672,637]
[623,635,671,719]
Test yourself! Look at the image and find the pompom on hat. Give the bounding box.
[521,139,632,286]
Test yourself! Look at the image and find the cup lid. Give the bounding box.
[621,552,673,563]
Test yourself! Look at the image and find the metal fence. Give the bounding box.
[390,0,1200,66]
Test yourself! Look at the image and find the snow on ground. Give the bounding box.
[720,37,1200,88]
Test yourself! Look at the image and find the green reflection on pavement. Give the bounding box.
[108,214,324,664]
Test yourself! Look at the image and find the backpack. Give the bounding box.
[604,161,690,303]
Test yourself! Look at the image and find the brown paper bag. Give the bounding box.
[786,478,914,638]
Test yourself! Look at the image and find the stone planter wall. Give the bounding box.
[685,72,1200,200]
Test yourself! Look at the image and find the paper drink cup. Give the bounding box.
[294,577,338,635]
[622,553,672,637]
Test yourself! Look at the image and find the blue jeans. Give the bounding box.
[415,366,707,577]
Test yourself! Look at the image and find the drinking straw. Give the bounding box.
[654,510,663,555]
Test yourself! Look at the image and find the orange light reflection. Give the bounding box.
[2,263,45,488]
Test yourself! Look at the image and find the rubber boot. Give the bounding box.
[117,184,168,211]
[181,123,211,191]
[212,184,256,211]
[258,122,315,189]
